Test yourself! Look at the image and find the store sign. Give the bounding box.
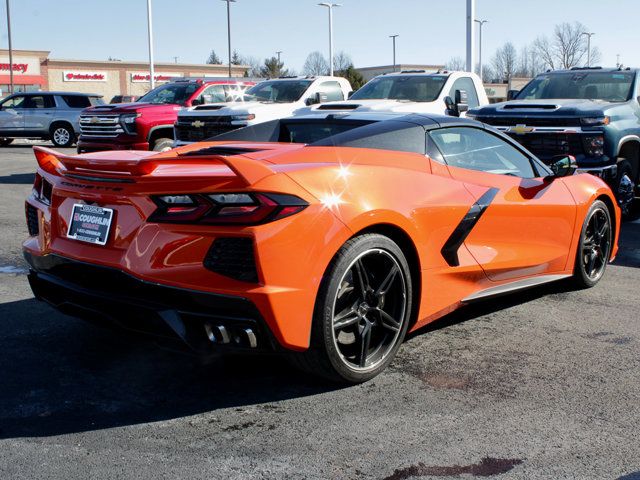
[0,63,29,73]
[130,72,182,83]
[63,71,107,82]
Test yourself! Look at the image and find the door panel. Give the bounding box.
[447,165,576,281]
[23,96,54,133]
[0,95,26,131]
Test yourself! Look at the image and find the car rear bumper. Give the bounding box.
[24,251,278,355]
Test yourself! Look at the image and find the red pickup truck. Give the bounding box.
[77,78,254,153]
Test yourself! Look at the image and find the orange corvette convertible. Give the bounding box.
[24,114,620,383]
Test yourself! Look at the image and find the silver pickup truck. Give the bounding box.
[0,91,104,148]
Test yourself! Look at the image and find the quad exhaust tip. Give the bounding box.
[204,323,257,348]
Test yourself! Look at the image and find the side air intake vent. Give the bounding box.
[26,203,39,236]
[204,237,258,283]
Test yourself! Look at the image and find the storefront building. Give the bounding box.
[0,49,248,101]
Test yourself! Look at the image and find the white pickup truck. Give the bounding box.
[174,76,352,145]
[297,70,488,118]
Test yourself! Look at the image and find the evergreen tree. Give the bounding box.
[206,50,221,64]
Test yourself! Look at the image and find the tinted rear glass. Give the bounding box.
[62,95,103,108]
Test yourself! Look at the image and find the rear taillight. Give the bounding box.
[148,192,308,225]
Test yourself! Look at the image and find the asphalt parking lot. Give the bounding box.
[0,143,639,480]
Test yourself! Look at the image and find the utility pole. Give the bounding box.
[173,56,178,64]
[474,19,488,79]
[581,32,595,67]
[389,34,399,72]
[5,0,13,94]
[276,51,282,64]
[318,3,341,76]
[221,0,236,77]
[465,0,476,73]
[146,0,155,90]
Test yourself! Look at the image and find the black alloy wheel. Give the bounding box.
[573,200,612,288]
[291,234,412,383]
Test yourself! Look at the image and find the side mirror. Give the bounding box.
[455,89,469,114]
[507,89,520,101]
[347,90,354,99]
[444,96,456,116]
[548,155,578,178]
[191,97,203,107]
[306,92,328,106]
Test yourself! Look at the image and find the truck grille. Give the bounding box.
[478,116,581,127]
[79,115,124,138]
[506,133,584,161]
[175,116,240,143]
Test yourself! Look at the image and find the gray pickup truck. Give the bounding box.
[0,91,104,148]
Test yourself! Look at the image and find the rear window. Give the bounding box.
[61,95,103,108]
[280,121,369,143]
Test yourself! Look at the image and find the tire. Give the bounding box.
[572,200,613,289]
[290,234,413,384]
[0,138,13,147]
[50,124,75,148]
[152,137,174,152]
[614,159,635,218]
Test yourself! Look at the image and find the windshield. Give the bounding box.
[244,80,313,103]
[137,82,200,105]
[517,71,635,102]
[350,75,447,102]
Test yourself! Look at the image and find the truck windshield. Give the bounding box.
[138,83,200,105]
[350,75,447,102]
[243,80,313,103]
[517,71,635,102]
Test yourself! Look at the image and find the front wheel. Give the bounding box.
[614,160,635,217]
[50,124,75,148]
[572,200,613,288]
[152,137,174,152]
[290,234,413,383]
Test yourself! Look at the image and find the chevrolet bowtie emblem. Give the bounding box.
[509,124,534,135]
[90,116,99,124]
[191,120,205,128]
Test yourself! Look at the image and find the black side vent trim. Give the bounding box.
[441,188,499,267]
[204,237,258,283]
[26,203,39,236]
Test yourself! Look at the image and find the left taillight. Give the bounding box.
[148,192,308,225]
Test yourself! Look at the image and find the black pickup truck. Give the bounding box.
[468,67,639,214]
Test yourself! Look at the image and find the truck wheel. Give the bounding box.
[50,124,75,148]
[615,160,635,217]
[152,138,173,152]
[0,138,13,147]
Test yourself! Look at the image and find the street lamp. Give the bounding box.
[465,0,476,73]
[581,32,595,67]
[276,51,282,64]
[146,0,155,90]
[474,19,488,80]
[221,0,236,77]
[318,3,341,76]
[389,34,399,72]
[5,0,14,94]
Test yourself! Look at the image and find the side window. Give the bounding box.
[24,96,55,109]
[449,77,479,108]
[62,95,91,108]
[318,81,345,101]
[199,85,227,104]
[1,95,26,108]
[430,127,536,178]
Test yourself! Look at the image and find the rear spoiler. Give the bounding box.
[32,146,276,187]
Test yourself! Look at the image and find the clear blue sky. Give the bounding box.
[1,0,637,71]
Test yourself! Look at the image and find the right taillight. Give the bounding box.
[148,192,308,225]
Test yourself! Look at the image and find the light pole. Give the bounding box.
[581,32,595,67]
[389,34,399,72]
[276,51,282,64]
[146,0,155,90]
[221,0,236,77]
[474,19,487,80]
[318,3,341,76]
[5,0,14,94]
[465,0,476,73]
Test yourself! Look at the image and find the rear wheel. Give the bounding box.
[50,124,74,148]
[572,200,613,288]
[614,160,635,217]
[290,234,412,383]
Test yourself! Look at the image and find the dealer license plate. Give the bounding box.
[67,203,114,246]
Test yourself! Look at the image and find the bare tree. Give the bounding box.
[333,51,353,74]
[492,42,518,82]
[241,55,264,78]
[534,22,596,70]
[303,51,329,76]
[445,56,466,71]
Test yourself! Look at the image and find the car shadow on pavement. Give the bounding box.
[0,297,339,439]
[0,173,35,185]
